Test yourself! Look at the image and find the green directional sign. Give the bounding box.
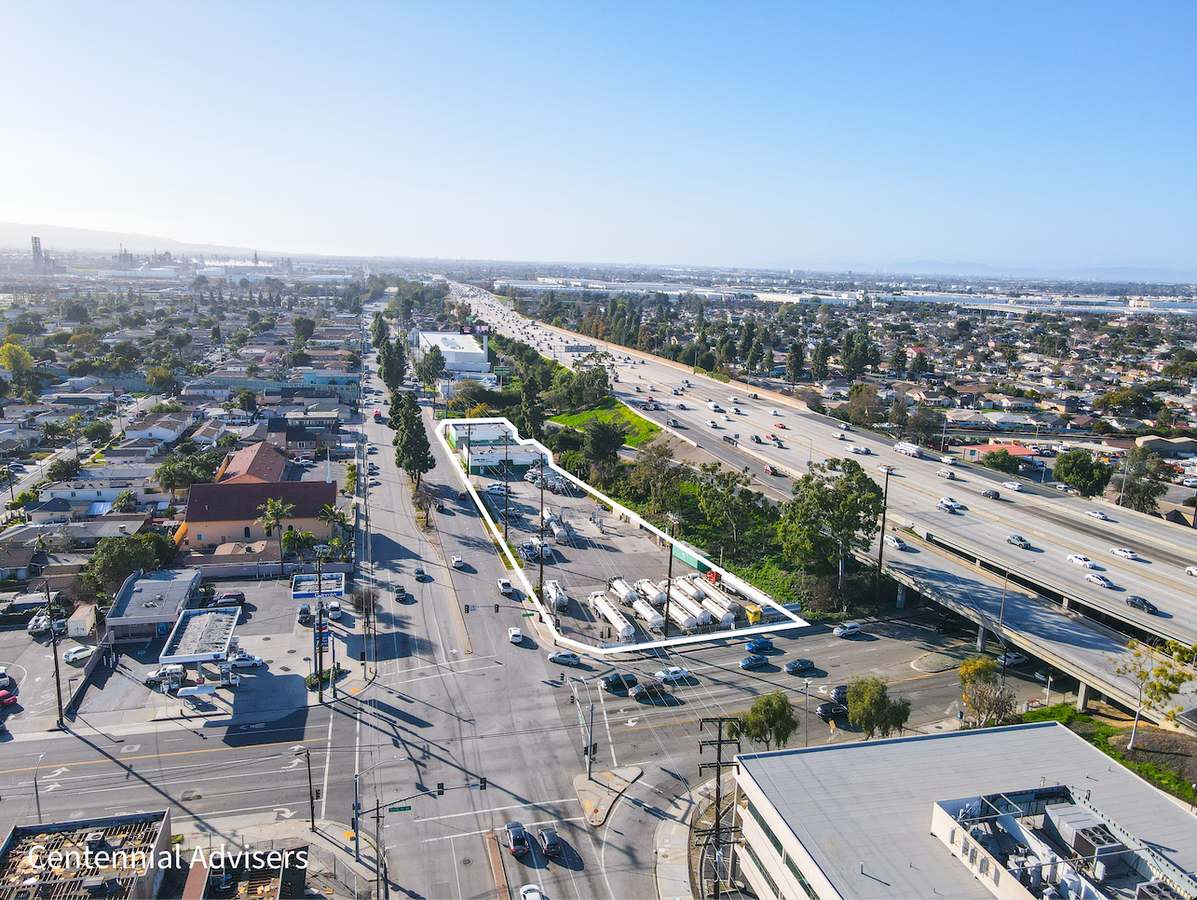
[495,367,510,376]
[389,805,411,812]
[522,612,535,617]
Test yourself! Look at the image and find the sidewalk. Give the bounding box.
[175,814,380,898]
[653,786,697,900]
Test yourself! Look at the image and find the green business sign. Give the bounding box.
[389,805,411,812]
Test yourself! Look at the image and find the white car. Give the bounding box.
[230,654,264,667]
[1085,573,1114,588]
[834,622,862,638]
[940,456,955,465]
[63,646,94,664]
[1066,554,1096,568]
[770,409,780,416]
[1187,565,1197,577]
[508,627,523,645]
[1109,548,1138,560]
[833,431,846,440]
[0,666,9,688]
[654,666,691,683]
[722,414,732,421]
[706,420,718,428]
[1002,481,1022,492]
[519,886,544,900]
[1087,510,1109,521]
[939,497,960,510]
[497,578,513,595]
[327,600,342,620]
[877,463,894,474]
[997,651,1027,667]
[883,534,907,551]
[452,555,464,569]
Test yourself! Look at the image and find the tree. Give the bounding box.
[113,489,137,512]
[980,449,1022,475]
[845,383,882,427]
[785,341,805,384]
[281,529,316,561]
[146,366,176,393]
[957,656,1011,726]
[810,340,831,380]
[415,345,445,390]
[256,498,296,576]
[1111,640,1191,750]
[847,677,912,739]
[731,690,797,751]
[906,405,943,447]
[695,462,763,553]
[47,456,83,481]
[384,339,407,387]
[780,458,884,588]
[83,535,158,595]
[237,388,257,412]
[889,347,908,374]
[211,324,221,344]
[627,441,681,515]
[317,503,349,539]
[583,419,626,469]
[1053,448,1111,497]
[518,376,545,440]
[293,315,316,342]
[908,351,930,377]
[83,420,113,444]
[1112,447,1169,514]
[394,391,436,487]
[0,342,35,384]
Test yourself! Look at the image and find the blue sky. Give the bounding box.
[2,1,1194,272]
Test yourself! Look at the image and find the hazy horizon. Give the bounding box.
[2,2,1194,275]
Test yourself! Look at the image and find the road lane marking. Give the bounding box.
[411,798,579,825]
[417,815,585,842]
[0,736,327,776]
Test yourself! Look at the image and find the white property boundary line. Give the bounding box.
[434,416,809,658]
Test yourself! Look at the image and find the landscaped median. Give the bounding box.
[550,396,660,447]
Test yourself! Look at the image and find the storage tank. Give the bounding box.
[676,578,706,601]
[702,598,737,628]
[549,520,567,542]
[635,578,667,606]
[588,592,636,642]
[544,580,569,610]
[541,507,556,523]
[719,572,774,612]
[663,600,698,631]
[658,582,710,625]
[608,577,638,605]
[631,598,665,631]
[702,584,743,617]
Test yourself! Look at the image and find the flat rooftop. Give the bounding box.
[161,608,239,663]
[737,722,1197,900]
[108,568,201,622]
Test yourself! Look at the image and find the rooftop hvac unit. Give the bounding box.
[1136,880,1186,900]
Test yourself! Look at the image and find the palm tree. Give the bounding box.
[256,498,296,576]
[114,489,137,512]
[327,535,350,562]
[281,529,316,562]
[316,503,349,540]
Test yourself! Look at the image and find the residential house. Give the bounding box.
[124,413,190,443]
[178,480,338,549]
[191,419,230,446]
[25,497,74,524]
[106,437,167,461]
[182,379,231,401]
[215,441,287,483]
[0,546,42,581]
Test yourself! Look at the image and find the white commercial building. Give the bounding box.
[733,722,1197,900]
[409,331,490,375]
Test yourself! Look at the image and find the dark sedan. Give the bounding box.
[746,637,773,653]
[739,654,768,670]
[1125,595,1158,615]
[815,701,847,722]
[783,658,815,675]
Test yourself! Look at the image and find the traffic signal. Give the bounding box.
[479,777,487,791]
[494,604,499,613]
[436,782,444,796]
[464,604,469,615]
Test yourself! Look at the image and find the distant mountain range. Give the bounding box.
[3,221,1193,284]
[0,221,262,258]
[866,259,1197,285]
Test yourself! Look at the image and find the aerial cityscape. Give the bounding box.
[0,3,1195,900]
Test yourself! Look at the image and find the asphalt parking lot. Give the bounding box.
[474,474,736,647]
[0,619,97,723]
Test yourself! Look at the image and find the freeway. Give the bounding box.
[464,285,1197,650]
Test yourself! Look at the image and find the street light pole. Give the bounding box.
[354,759,386,861]
[33,752,45,824]
[296,748,316,832]
[663,514,678,639]
[804,679,812,748]
[874,467,891,606]
[46,581,64,728]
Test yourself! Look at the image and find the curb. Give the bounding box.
[574,766,642,827]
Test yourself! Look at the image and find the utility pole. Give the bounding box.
[46,581,64,728]
[588,702,595,779]
[874,466,891,607]
[296,748,316,832]
[503,433,510,545]
[662,514,678,639]
[538,473,546,596]
[698,717,741,900]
